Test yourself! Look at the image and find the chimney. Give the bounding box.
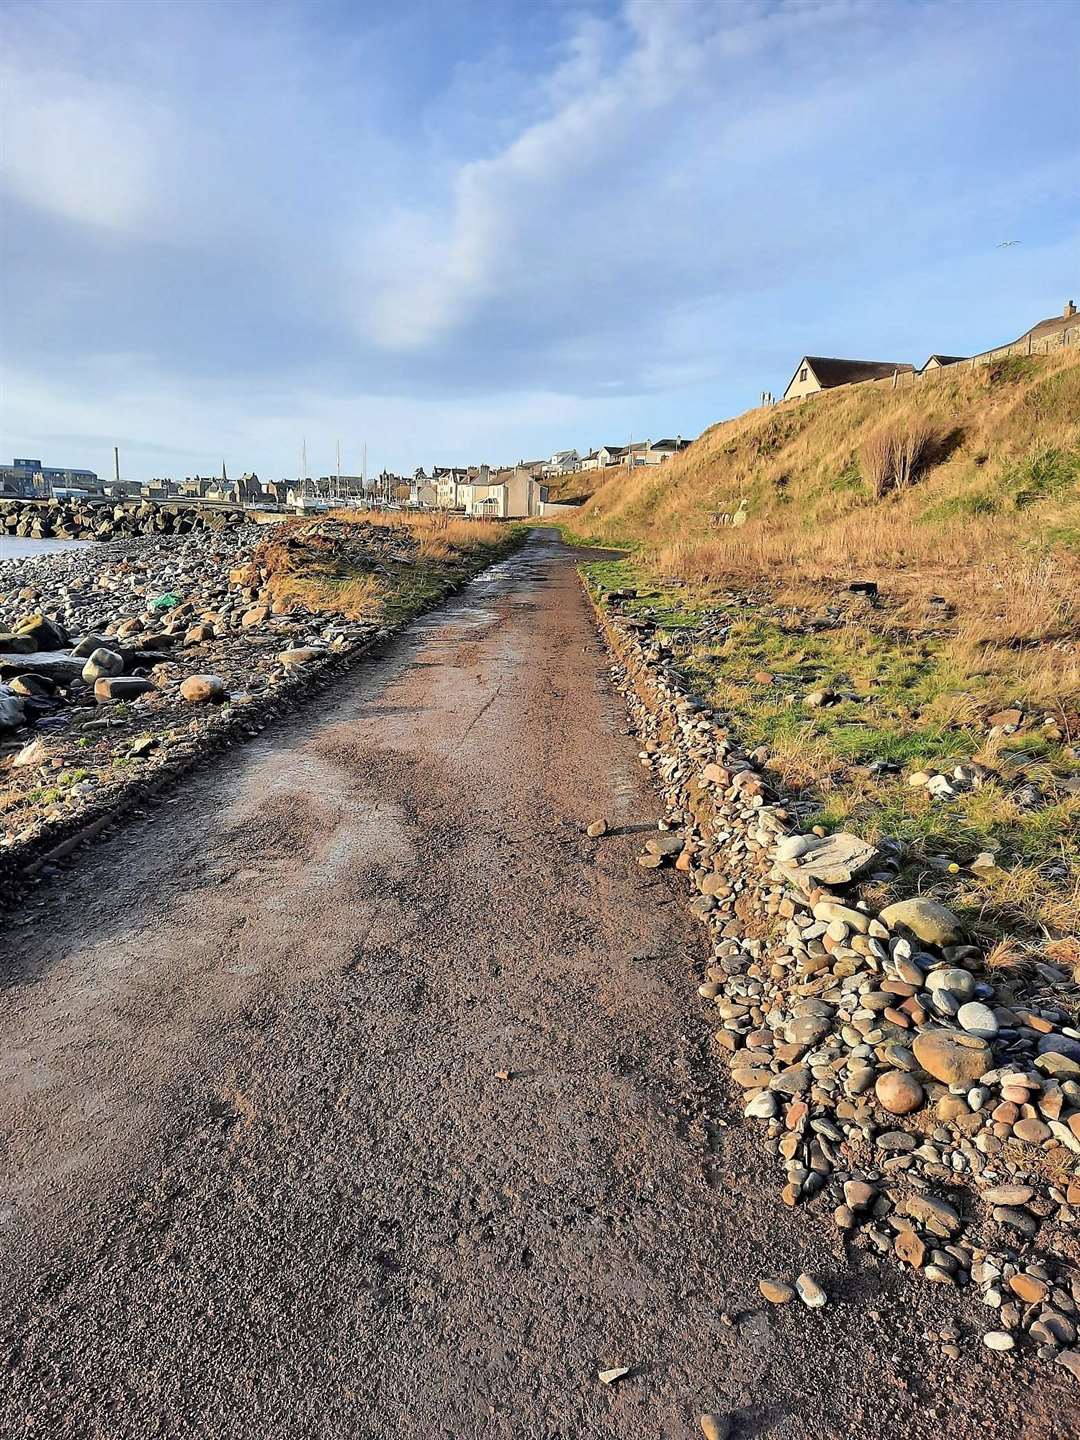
[1066,300,1077,319]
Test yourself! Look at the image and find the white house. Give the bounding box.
[409,480,438,507]
[596,445,626,467]
[462,468,548,519]
[640,437,691,465]
[542,449,579,476]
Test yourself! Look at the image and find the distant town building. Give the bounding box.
[0,456,100,498]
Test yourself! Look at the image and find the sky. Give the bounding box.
[1,0,1078,482]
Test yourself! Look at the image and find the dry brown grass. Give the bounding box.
[762,730,848,791]
[1045,936,1080,984]
[266,571,384,618]
[574,349,1080,623]
[329,508,506,557]
[860,418,937,498]
[983,937,1030,973]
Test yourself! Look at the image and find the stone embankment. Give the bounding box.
[1,497,246,543]
[0,520,441,899]
[590,581,1080,1381]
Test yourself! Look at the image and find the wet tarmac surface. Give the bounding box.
[0,530,1071,1438]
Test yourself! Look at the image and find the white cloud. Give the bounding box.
[0,64,167,233]
[1,0,1077,475]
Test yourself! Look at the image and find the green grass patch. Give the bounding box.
[987,355,1037,386]
[581,551,1079,940]
[1001,445,1080,509]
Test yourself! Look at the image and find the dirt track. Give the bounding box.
[0,530,1071,1438]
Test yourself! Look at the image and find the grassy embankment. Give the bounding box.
[252,511,521,624]
[573,349,1080,965]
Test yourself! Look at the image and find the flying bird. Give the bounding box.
[996,239,1020,247]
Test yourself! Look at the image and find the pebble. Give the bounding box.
[875,1071,925,1115]
[699,1417,731,1440]
[758,1279,796,1305]
[597,1367,630,1385]
[983,1331,1015,1352]
[956,1001,998,1039]
[795,1273,827,1308]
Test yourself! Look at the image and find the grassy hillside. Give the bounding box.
[575,348,1080,576]
[573,349,1080,963]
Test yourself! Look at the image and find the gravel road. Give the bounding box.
[0,530,1071,1439]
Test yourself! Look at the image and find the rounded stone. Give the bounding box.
[758,1279,796,1304]
[957,1001,998,1038]
[745,1092,778,1120]
[983,1331,1015,1352]
[1011,1117,1051,1144]
[913,1028,992,1086]
[179,673,227,704]
[926,968,976,1001]
[795,1273,827,1308]
[81,646,124,682]
[875,1070,925,1115]
[1009,1273,1049,1304]
[879,897,962,946]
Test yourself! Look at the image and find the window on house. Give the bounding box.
[799,367,808,382]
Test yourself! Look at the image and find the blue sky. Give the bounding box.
[1,0,1077,481]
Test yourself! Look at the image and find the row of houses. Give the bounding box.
[780,299,1078,402]
[0,457,296,508]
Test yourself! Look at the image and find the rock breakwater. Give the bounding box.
[1,497,247,543]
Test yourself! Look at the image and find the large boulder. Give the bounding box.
[71,634,112,658]
[0,632,37,655]
[9,673,56,699]
[879,898,961,946]
[913,1028,992,1086]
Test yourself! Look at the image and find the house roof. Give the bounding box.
[1008,309,1079,347]
[649,437,689,450]
[923,355,967,367]
[600,444,626,455]
[799,357,916,389]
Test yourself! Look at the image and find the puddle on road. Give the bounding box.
[221,746,415,891]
